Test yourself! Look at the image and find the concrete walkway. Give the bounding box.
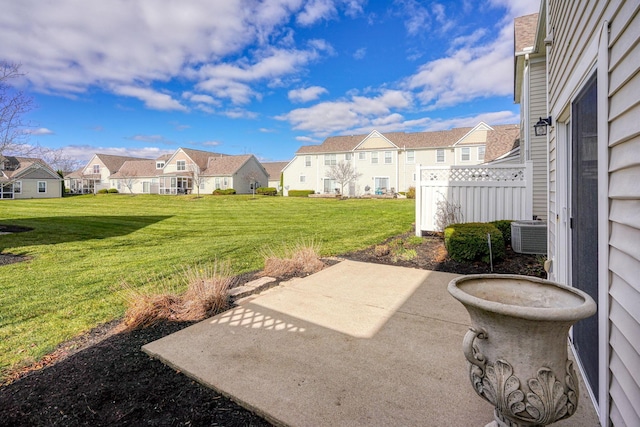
[143,260,600,427]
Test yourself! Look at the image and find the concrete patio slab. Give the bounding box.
[143,260,600,427]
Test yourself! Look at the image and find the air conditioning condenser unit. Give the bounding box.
[511,220,547,254]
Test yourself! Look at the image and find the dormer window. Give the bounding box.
[156,161,165,169]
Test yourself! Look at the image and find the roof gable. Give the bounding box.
[1,156,60,180]
[453,122,494,145]
[89,154,149,173]
[354,130,398,150]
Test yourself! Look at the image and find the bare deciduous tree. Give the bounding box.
[1,62,35,156]
[188,163,206,197]
[327,160,362,195]
[119,170,138,194]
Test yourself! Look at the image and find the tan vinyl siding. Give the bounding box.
[548,1,640,425]
[607,2,640,425]
[529,59,547,220]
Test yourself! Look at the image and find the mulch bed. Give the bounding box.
[0,231,545,426]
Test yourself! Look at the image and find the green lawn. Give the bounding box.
[0,194,414,378]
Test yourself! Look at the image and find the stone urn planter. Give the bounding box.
[448,274,597,427]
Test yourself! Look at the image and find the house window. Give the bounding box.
[478,146,486,161]
[406,150,415,163]
[371,152,378,164]
[345,153,352,161]
[305,156,311,167]
[412,173,416,182]
[176,160,186,171]
[384,151,392,164]
[215,177,221,189]
[436,149,445,163]
[358,152,366,160]
[14,181,21,194]
[142,182,150,193]
[461,147,470,161]
[156,161,165,169]
[300,175,306,183]
[92,164,100,174]
[38,181,46,193]
[324,154,336,166]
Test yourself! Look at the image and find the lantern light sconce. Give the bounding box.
[534,116,553,136]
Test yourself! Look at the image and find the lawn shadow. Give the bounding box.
[0,216,172,251]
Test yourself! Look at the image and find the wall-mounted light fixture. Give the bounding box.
[534,116,553,136]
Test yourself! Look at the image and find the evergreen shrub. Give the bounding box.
[444,222,505,263]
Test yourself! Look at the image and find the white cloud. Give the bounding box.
[127,134,174,145]
[113,85,187,111]
[60,145,171,163]
[24,127,55,135]
[296,136,317,142]
[278,90,412,135]
[297,0,337,26]
[394,0,431,36]
[288,86,328,103]
[196,43,331,104]
[404,19,520,108]
[202,141,222,147]
[353,47,367,60]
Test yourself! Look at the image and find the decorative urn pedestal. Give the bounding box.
[448,274,597,427]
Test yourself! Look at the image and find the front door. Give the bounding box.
[570,74,599,399]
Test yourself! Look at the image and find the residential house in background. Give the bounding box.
[520,2,640,425]
[513,11,548,220]
[282,122,519,196]
[0,156,62,199]
[109,148,268,195]
[261,161,288,190]
[65,153,147,194]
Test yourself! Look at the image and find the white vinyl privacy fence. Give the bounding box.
[415,161,533,235]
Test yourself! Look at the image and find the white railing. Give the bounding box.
[415,161,533,234]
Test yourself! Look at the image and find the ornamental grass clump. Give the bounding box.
[261,238,324,278]
[121,259,232,330]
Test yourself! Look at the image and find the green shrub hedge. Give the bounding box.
[257,187,277,196]
[490,220,513,244]
[108,188,119,193]
[97,189,109,194]
[288,190,315,197]
[444,222,505,263]
[212,188,236,195]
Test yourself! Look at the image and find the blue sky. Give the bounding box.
[2,0,538,164]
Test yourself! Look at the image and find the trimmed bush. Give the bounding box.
[490,220,513,244]
[288,190,315,197]
[212,188,236,195]
[444,222,505,263]
[108,188,119,193]
[406,186,416,199]
[257,187,277,196]
[97,189,109,194]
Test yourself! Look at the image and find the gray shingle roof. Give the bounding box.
[109,160,158,178]
[514,13,539,53]
[295,126,508,154]
[261,161,289,179]
[203,154,253,175]
[93,154,149,172]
